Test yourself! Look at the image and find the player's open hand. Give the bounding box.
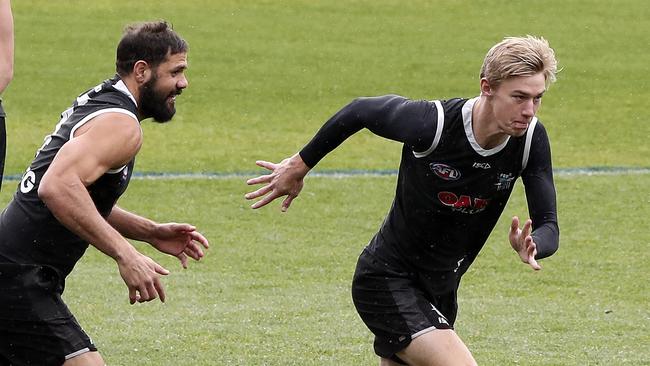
[117,251,170,304]
[150,223,209,269]
[245,153,310,212]
[509,216,541,271]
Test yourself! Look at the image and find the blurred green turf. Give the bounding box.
[2,1,649,365]
[4,175,646,365]
[4,0,649,175]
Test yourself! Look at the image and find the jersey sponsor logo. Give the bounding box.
[472,162,491,169]
[429,163,460,181]
[438,191,489,214]
[20,170,37,194]
[494,173,515,191]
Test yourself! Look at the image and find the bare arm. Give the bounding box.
[107,206,210,269]
[38,113,169,304]
[0,0,14,94]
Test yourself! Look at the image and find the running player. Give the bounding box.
[0,21,209,366]
[245,36,559,365]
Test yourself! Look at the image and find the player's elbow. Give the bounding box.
[37,173,72,206]
[37,176,58,204]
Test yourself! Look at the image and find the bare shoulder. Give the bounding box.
[73,111,142,144]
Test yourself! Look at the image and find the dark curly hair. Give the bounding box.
[115,21,188,76]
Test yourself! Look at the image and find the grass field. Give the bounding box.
[2,0,649,365]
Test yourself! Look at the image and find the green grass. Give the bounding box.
[3,175,647,365]
[2,0,650,365]
[5,0,650,174]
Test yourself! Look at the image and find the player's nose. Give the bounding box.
[177,74,188,90]
[521,99,535,117]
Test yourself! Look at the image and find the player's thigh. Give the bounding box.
[63,351,104,366]
[396,329,477,366]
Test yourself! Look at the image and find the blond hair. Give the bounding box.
[480,36,558,88]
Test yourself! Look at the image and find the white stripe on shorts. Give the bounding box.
[65,347,91,360]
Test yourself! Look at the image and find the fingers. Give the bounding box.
[122,255,172,305]
[244,160,278,185]
[244,184,273,200]
[154,278,166,303]
[250,191,281,209]
[510,216,520,233]
[168,223,195,232]
[132,279,166,304]
[528,256,541,270]
[189,230,210,249]
[522,218,533,237]
[281,195,295,212]
[526,237,541,271]
[184,242,204,261]
[178,252,188,269]
[129,277,166,304]
[129,287,137,305]
[255,160,278,171]
[246,174,274,186]
[154,262,170,276]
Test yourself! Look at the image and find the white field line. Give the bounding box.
[4,167,650,182]
[131,167,650,180]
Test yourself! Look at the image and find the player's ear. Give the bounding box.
[480,78,493,96]
[133,60,151,83]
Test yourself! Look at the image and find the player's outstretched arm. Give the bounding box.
[107,206,209,269]
[509,216,542,271]
[245,153,310,211]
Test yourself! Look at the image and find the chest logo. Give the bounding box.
[472,162,491,169]
[429,163,460,181]
[495,173,515,191]
[438,191,490,214]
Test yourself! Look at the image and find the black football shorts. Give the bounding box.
[0,263,97,366]
[351,247,458,362]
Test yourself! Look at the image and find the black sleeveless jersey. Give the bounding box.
[300,95,559,274]
[0,75,139,279]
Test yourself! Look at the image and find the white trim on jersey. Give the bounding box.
[521,117,538,172]
[413,100,445,158]
[114,80,138,107]
[68,107,139,174]
[462,97,509,156]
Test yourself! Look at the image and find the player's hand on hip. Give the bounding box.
[117,252,170,304]
[509,216,541,271]
[150,223,210,269]
[245,153,310,212]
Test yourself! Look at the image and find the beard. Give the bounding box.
[139,74,181,123]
